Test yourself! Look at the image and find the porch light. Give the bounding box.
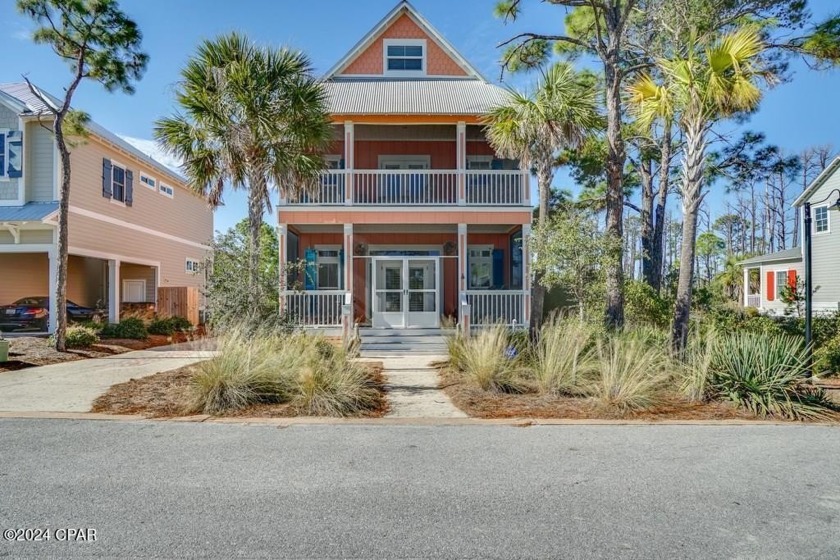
[803,188,840,375]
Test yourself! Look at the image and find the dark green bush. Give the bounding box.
[100,318,148,339]
[815,335,840,377]
[51,325,99,349]
[625,280,671,329]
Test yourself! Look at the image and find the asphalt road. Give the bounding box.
[1,420,839,559]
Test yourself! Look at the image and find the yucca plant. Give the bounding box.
[587,332,670,412]
[529,318,594,395]
[708,332,837,420]
[448,325,523,392]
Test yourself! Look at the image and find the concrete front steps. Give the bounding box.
[359,328,451,356]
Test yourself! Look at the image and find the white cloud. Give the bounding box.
[118,135,183,173]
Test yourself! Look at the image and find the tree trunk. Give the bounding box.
[671,119,706,355]
[650,126,672,291]
[530,165,553,333]
[53,119,71,352]
[639,157,655,287]
[247,178,266,310]
[602,54,626,329]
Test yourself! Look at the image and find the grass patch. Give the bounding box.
[527,318,594,395]
[447,325,524,392]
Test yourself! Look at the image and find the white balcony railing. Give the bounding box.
[282,290,344,327]
[746,294,761,308]
[284,170,526,206]
[466,290,526,327]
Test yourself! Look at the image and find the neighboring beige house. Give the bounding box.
[741,156,840,315]
[0,82,213,332]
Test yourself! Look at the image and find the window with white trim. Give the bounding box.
[186,258,202,274]
[775,270,788,300]
[140,173,156,190]
[159,183,174,198]
[468,246,493,289]
[384,39,425,75]
[815,205,829,233]
[112,163,127,202]
[316,247,340,289]
[466,156,493,170]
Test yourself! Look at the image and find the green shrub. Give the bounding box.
[51,325,100,349]
[528,318,594,395]
[100,317,148,339]
[814,334,840,377]
[586,332,670,412]
[147,317,175,335]
[447,325,523,392]
[708,332,836,420]
[169,316,193,332]
[625,280,671,329]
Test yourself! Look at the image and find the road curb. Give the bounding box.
[0,410,834,427]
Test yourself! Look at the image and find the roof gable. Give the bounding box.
[793,156,840,207]
[325,1,484,80]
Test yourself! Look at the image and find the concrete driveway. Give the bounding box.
[1,420,839,559]
[0,341,215,412]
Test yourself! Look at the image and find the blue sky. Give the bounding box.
[2,0,839,233]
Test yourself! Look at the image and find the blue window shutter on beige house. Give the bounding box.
[6,130,22,178]
[102,158,112,198]
[492,249,504,288]
[304,248,317,290]
[125,170,134,206]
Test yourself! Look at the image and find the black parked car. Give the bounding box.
[0,297,97,332]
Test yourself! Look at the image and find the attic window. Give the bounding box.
[384,39,425,75]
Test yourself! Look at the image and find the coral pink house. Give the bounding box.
[278,1,531,329]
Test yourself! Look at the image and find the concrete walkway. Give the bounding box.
[362,354,466,418]
[0,341,216,413]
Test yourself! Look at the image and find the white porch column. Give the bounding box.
[108,259,120,323]
[344,121,354,206]
[343,223,353,296]
[458,223,470,334]
[278,224,287,312]
[456,121,466,206]
[522,223,532,326]
[743,265,750,307]
[47,249,57,334]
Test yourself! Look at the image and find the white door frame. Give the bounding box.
[370,256,440,329]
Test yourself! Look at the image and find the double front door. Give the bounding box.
[372,257,438,328]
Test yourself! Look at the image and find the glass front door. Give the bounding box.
[372,257,439,328]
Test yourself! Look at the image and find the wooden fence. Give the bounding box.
[157,287,201,326]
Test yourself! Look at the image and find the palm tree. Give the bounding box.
[484,62,600,330]
[628,27,773,353]
[156,33,331,308]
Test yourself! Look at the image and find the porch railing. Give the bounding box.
[746,294,761,308]
[466,290,526,327]
[284,170,526,206]
[282,290,344,327]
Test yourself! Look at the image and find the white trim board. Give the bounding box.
[68,205,211,250]
[69,245,161,268]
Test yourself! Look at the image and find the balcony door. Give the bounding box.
[378,156,430,204]
[371,256,439,328]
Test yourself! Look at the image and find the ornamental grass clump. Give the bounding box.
[587,332,670,412]
[707,331,837,420]
[290,352,380,416]
[528,318,594,395]
[447,325,524,392]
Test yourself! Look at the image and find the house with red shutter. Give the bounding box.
[278,1,532,330]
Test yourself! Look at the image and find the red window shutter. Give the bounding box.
[766,271,775,301]
[787,270,797,288]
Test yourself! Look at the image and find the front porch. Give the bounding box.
[278,223,531,329]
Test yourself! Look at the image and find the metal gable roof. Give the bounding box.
[738,247,802,265]
[324,78,510,115]
[0,202,58,223]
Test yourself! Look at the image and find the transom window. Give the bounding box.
[186,259,202,274]
[814,205,829,233]
[159,183,174,198]
[467,156,493,170]
[384,39,425,75]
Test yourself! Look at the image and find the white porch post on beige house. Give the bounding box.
[344,121,354,206]
[456,121,466,206]
[522,223,532,326]
[108,259,120,323]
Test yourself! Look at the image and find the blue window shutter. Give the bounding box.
[6,130,22,178]
[0,133,5,177]
[304,248,317,290]
[491,158,504,170]
[102,158,112,199]
[339,158,345,169]
[339,248,345,290]
[125,170,134,206]
[492,249,504,289]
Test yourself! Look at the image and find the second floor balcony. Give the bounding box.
[283,169,529,207]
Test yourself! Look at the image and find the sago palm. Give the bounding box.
[627,27,773,354]
[484,62,600,330]
[155,33,331,307]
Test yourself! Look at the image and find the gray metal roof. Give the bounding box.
[0,82,187,186]
[739,247,802,265]
[324,78,510,115]
[0,202,58,222]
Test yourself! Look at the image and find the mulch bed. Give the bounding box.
[91,361,388,419]
[439,368,763,421]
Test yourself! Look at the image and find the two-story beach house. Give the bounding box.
[0,83,213,332]
[278,1,532,330]
[741,156,840,315]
